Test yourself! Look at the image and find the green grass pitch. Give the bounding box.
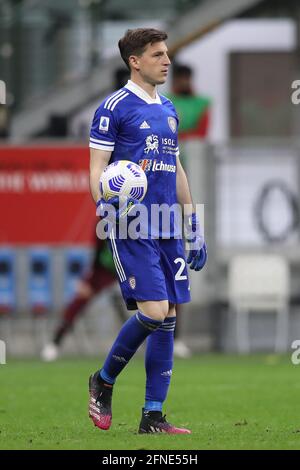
[1,354,300,450]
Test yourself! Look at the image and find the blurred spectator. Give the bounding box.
[167,63,211,140]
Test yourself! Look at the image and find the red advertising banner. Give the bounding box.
[0,145,97,244]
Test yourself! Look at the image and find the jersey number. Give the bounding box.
[174,258,187,281]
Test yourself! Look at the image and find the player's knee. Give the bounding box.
[144,309,166,322]
[137,300,169,322]
[151,311,167,322]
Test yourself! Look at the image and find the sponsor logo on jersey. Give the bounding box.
[99,116,110,132]
[138,159,176,173]
[140,120,151,129]
[138,159,152,172]
[129,276,136,289]
[144,134,159,154]
[161,137,176,146]
[152,161,176,172]
[168,116,177,133]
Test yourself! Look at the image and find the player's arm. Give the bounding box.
[89,148,111,203]
[176,154,194,214]
[89,99,119,203]
[176,154,207,271]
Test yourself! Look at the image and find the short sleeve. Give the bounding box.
[89,100,119,152]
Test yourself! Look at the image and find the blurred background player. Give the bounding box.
[41,235,128,362]
[41,228,192,361]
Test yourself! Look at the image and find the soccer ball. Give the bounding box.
[100,160,148,202]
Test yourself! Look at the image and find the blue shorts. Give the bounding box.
[108,233,191,310]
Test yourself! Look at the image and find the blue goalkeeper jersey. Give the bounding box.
[90,80,181,237]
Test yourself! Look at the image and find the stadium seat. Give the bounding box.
[228,254,290,353]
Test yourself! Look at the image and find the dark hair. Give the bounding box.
[172,63,193,79]
[118,28,168,69]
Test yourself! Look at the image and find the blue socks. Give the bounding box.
[144,316,176,412]
[100,311,163,384]
[100,312,176,414]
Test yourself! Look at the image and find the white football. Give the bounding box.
[100,160,148,202]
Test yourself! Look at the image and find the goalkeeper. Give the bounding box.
[88,28,207,434]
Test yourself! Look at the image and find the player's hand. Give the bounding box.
[185,213,207,271]
[97,195,139,223]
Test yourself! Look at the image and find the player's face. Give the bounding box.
[134,41,171,85]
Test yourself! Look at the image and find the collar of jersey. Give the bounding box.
[125,80,162,105]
